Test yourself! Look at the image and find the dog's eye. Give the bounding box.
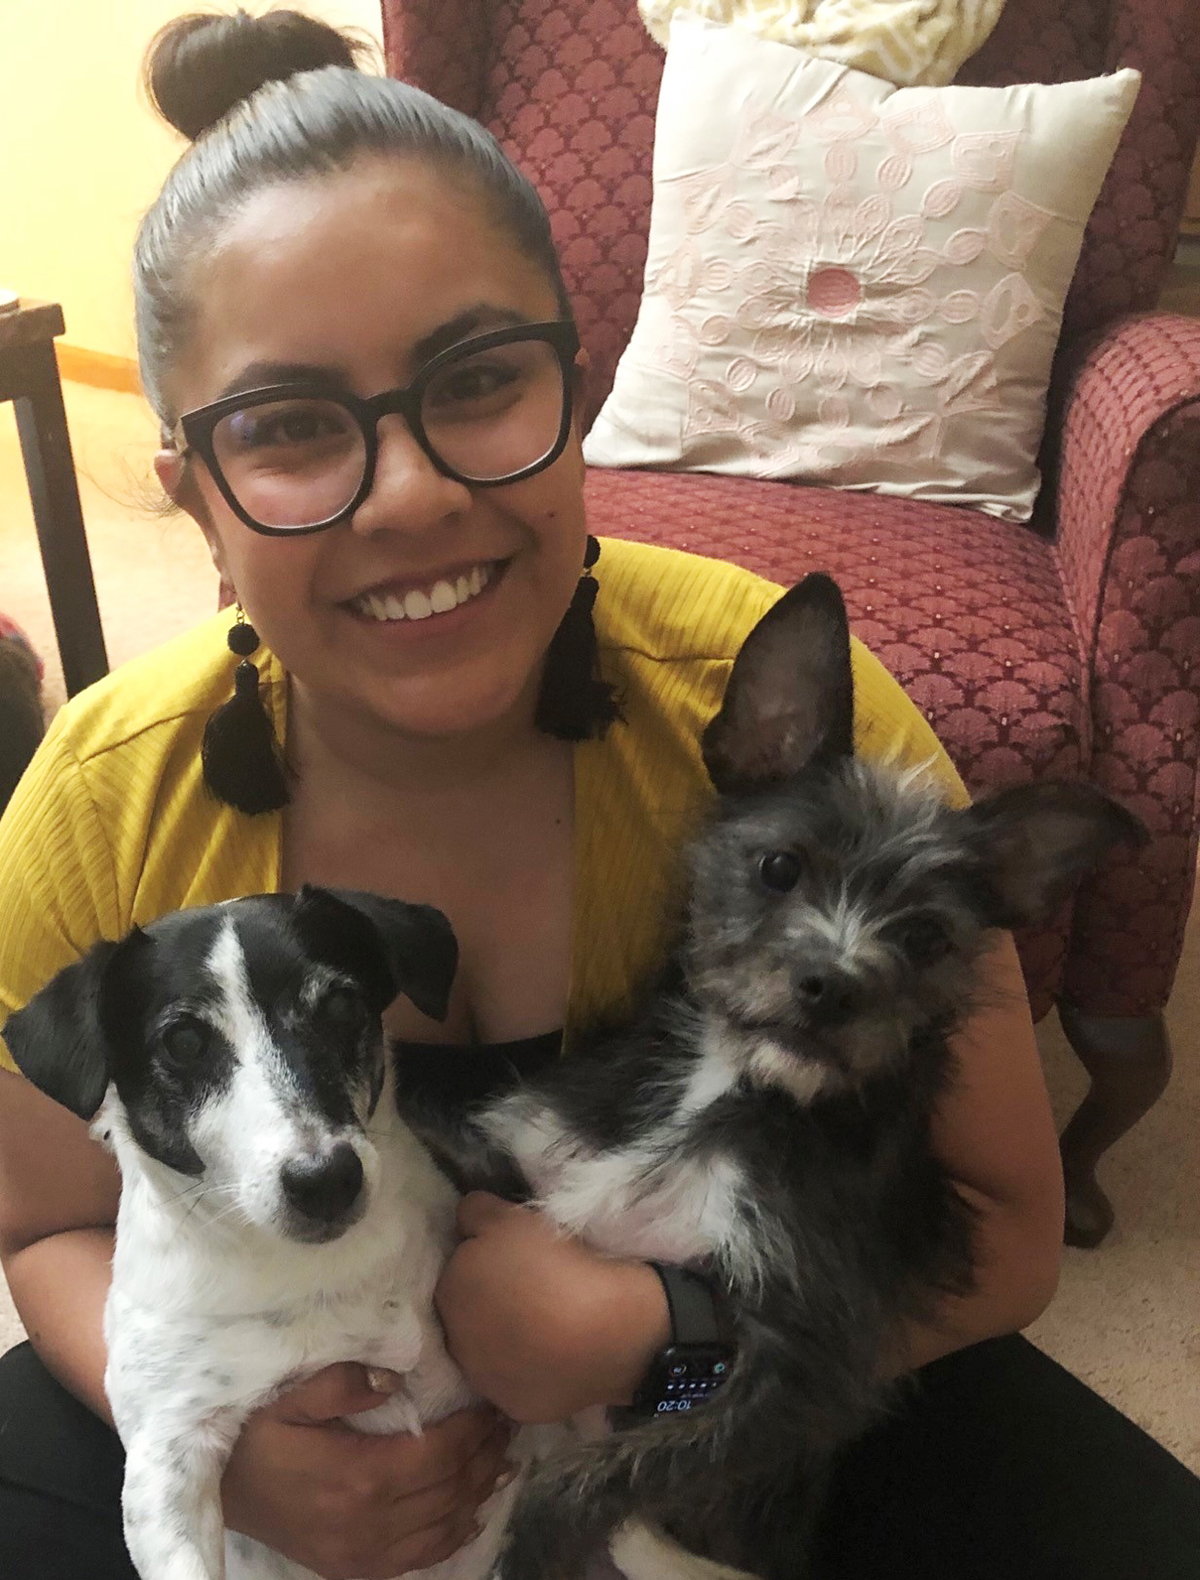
[160,1017,210,1062]
[898,917,950,965]
[757,851,803,894]
[317,986,366,1033]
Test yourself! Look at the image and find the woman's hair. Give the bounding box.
[136,7,572,428]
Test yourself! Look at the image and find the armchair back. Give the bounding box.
[382,0,1200,424]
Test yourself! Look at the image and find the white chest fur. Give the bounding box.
[485,1036,766,1290]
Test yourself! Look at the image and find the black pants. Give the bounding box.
[2,1335,1198,1579]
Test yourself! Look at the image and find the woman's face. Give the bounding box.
[160,157,589,744]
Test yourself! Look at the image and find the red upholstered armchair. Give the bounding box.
[382,0,1200,1247]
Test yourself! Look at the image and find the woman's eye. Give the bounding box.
[426,358,522,411]
[160,1017,210,1062]
[225,401,353,451]
[899,917,950,964]
[757,851,803,894]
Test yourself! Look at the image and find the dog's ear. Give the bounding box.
[962,783,1148,928]
[292,888,459,1022]
[2,937,132,1120]
[702,573,854,795]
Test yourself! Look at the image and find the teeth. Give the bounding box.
[429,580,457,614]
[353,562,496,623]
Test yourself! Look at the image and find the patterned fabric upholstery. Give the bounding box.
[962,0,1200,335]
[382,0,1200,1020]
[1053,314,1200,1014]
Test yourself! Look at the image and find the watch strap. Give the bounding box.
[646,1261,726,1345]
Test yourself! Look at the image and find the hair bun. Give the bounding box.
[144,8,366,142]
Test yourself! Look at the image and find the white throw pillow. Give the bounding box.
[583,14,1141,522]
[637,0,1006,87]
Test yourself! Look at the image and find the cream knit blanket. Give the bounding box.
[638,0,1006,86]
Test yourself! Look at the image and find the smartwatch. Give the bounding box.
[626,1261,737,1419]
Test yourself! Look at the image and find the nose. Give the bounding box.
[349,414,471,537]
[794,968,861,1027]
[280,1142,364,1225]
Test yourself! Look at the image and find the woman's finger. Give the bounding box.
[265,1361,401,1424]
[378,1407,512,1502]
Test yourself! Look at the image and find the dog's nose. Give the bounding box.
[795,969,860,1026]
[280,1143,364,1224]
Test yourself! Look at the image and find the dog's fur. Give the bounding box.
[4,887,569,1580]
[411,575,1147,1580]
[0,633,43,815]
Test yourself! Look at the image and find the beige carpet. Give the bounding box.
[0,383,1197,1474]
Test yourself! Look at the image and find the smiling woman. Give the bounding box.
[0,7,1186,1580]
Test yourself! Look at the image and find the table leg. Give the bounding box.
[11,342,109,695]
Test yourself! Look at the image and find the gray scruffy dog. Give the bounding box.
[408,573,1145,1580]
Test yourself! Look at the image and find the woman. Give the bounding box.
[0,12,1191,1580]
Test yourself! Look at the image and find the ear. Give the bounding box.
[571,346,591,412]
[155,451,230,580]
[154,448,186,505]
[569,350,591,469]
[701,572,854,795]
[2,939,126,1119]
[962,783,1149,928]
[292,887,459,1022]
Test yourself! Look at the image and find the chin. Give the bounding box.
[367,663,540,741]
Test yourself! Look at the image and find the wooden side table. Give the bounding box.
[0,300,108,696]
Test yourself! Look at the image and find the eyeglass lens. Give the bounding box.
[210,337,568,529]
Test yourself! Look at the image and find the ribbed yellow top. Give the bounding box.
[0,539,963,1070]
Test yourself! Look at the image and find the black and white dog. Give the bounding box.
[411,574,1146,1580]
[4,888,569,1580]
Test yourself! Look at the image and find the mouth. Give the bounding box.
[345,558,506,625]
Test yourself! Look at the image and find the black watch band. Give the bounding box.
[622,1262,736,1422]
[647,1261,727,1344]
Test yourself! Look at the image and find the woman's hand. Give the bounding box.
[221,1363,513,1580]
[435,1192,671,1423]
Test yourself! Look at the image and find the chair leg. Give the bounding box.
[1057,1008,1172,1249]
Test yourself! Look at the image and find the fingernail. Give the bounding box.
[495,1461,520,1489]
[365,1365,402,1395]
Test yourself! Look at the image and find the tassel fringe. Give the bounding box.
[202,620,289,814]
[535,536,621,741]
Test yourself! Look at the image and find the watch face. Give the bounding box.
[643,1344,735,1414]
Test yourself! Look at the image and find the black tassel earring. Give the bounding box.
[535,535,621,742]
[201,608,289,814]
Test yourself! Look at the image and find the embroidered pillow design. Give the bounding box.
[583,15,1140,522]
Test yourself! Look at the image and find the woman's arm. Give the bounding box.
[436,1191,672,1423]
[891,931,1064,1372]
[0,1070,120,1420]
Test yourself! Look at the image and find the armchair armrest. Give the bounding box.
[380,0,492,115]
[1055,311,1200,669]
[1053,311,1200,1015]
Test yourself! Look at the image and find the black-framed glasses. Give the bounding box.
[175,320,581,536]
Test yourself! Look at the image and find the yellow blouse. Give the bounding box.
[0,539,964,1071]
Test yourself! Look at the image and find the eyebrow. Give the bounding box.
[213,305,539,402]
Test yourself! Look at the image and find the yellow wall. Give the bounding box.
[0,1,385,363]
